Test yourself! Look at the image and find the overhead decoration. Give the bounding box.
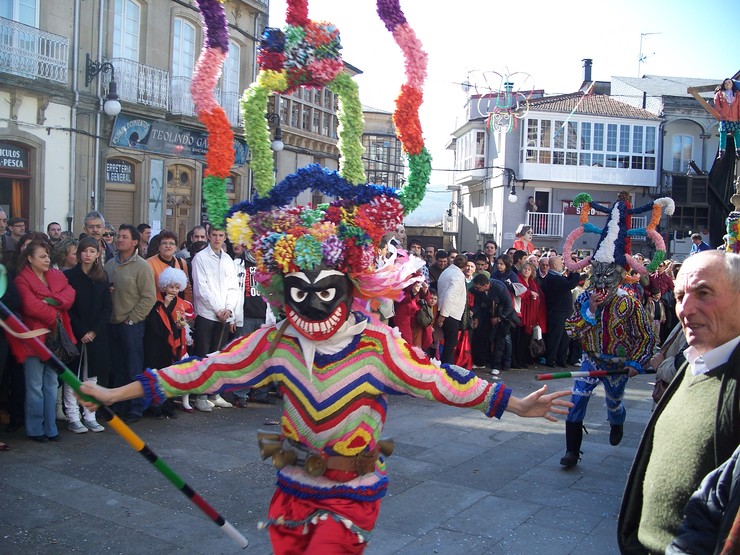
[562,191,675,274]
[195,0,433,309]
[191,0,234,228]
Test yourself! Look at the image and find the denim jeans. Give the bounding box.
[24,356,59,437]
[110,321,146,417]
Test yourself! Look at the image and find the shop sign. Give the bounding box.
[110,113,248,166]
[0,143,28,170]
[562,199,612,216]
[106,159,134,183]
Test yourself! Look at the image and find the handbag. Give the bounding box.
[529,335,546,359]
[416,299,433,328]
[46,314,79,364]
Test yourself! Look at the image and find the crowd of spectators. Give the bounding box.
[1,208,739,553]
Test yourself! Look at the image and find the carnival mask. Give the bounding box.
[591,261,625,300]
[284,269,352,341]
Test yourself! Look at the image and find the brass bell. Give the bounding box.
[271,449,296,469]
[378,438,395,457]
[258,439,283,460]
[304,454,327,477]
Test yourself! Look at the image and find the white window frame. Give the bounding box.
[172,17,196,78]
[671,134,694,173]
[222,39,240,94]
[0,0,38,25]
[113,0,140,61]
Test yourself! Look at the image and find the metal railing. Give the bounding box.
[527,212,648,238]
[528,212,564,238]
[103,57,169,109]
[170,76,242,127]
[0,17,68,83]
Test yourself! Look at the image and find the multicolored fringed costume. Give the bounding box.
[158,1,516,552]
[135,313,511,549]
[559,192,670,467]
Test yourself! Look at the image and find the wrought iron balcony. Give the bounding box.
[102,57,169,109]
[0,17,68,83]
[170,75,243,127]
[528,212,648,239]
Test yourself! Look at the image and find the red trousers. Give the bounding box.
[267,488,381,555]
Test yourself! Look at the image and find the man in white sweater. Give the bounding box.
[435,254,468,364]
[190,226,240,411]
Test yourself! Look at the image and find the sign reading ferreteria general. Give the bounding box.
[110,113,248,166]
[0,142,28,170]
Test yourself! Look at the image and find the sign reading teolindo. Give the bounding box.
[0,143,28,170]
[109,114,248,166]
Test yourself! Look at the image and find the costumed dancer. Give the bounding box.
[79,1,573,553]
[714,78,740,159]
[558,191,673,468]
[512,224,535,254]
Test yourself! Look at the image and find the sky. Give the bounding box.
[267,0,740,224]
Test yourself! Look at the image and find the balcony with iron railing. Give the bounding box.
[102,57,169,110]
[527,213,647,239]
[0,17,68,83]
[170,75,243,128]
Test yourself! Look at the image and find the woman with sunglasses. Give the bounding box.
[101,225,116,246]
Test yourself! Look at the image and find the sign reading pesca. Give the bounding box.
[110,114,248,166]
[0,143,28,170]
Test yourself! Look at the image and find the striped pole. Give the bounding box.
[0,289,249,548]
[535,369,629,381]
[535,368,655,380]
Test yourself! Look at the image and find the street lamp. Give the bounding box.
[446,200,462,222]
[85,54,121,116]
[504,168,519,204]
[265,112,284,152]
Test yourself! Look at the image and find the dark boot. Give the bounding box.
[609,424,623,446]
[560,421,584,468]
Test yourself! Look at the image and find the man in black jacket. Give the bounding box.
[540,255,580,368]
[472,273,516,375]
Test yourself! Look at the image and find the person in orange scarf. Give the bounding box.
[143,267,194,418]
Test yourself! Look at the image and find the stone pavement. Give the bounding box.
[0,364,656,554]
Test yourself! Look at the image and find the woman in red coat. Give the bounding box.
[12,240,76,442]
[517,261,545,366]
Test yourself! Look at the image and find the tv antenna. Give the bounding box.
[638,32,661,77]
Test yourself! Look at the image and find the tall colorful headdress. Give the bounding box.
[192,0,432,306]
[563,192,675,274]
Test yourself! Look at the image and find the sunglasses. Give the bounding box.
[102,232,116,237]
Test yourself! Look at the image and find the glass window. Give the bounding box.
[606,124,618,152]
[566,152,577,165]
[633,126,643,154]
[172,18,195,77]
[592,153,604,167]
[619,125,630,153]
[1,0,37,25]
[223,40,240,94]
[113,0,140,60]
[540,120,551,148]
[567,122,577,149]
[579,153,591,166]
[646,127,656,154]
[554,120,565,149]
[580,122,591,150]
[672,135,693,172]
[593,124,604,151]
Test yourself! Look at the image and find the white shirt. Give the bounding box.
[685,336,740,376]
[191,244,240,323]
[437,264,467,320]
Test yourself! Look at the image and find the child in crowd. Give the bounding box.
[143,267,194,416]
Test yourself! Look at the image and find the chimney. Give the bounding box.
[582,58,593,83]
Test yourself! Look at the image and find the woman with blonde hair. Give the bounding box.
[64,236,111,433]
